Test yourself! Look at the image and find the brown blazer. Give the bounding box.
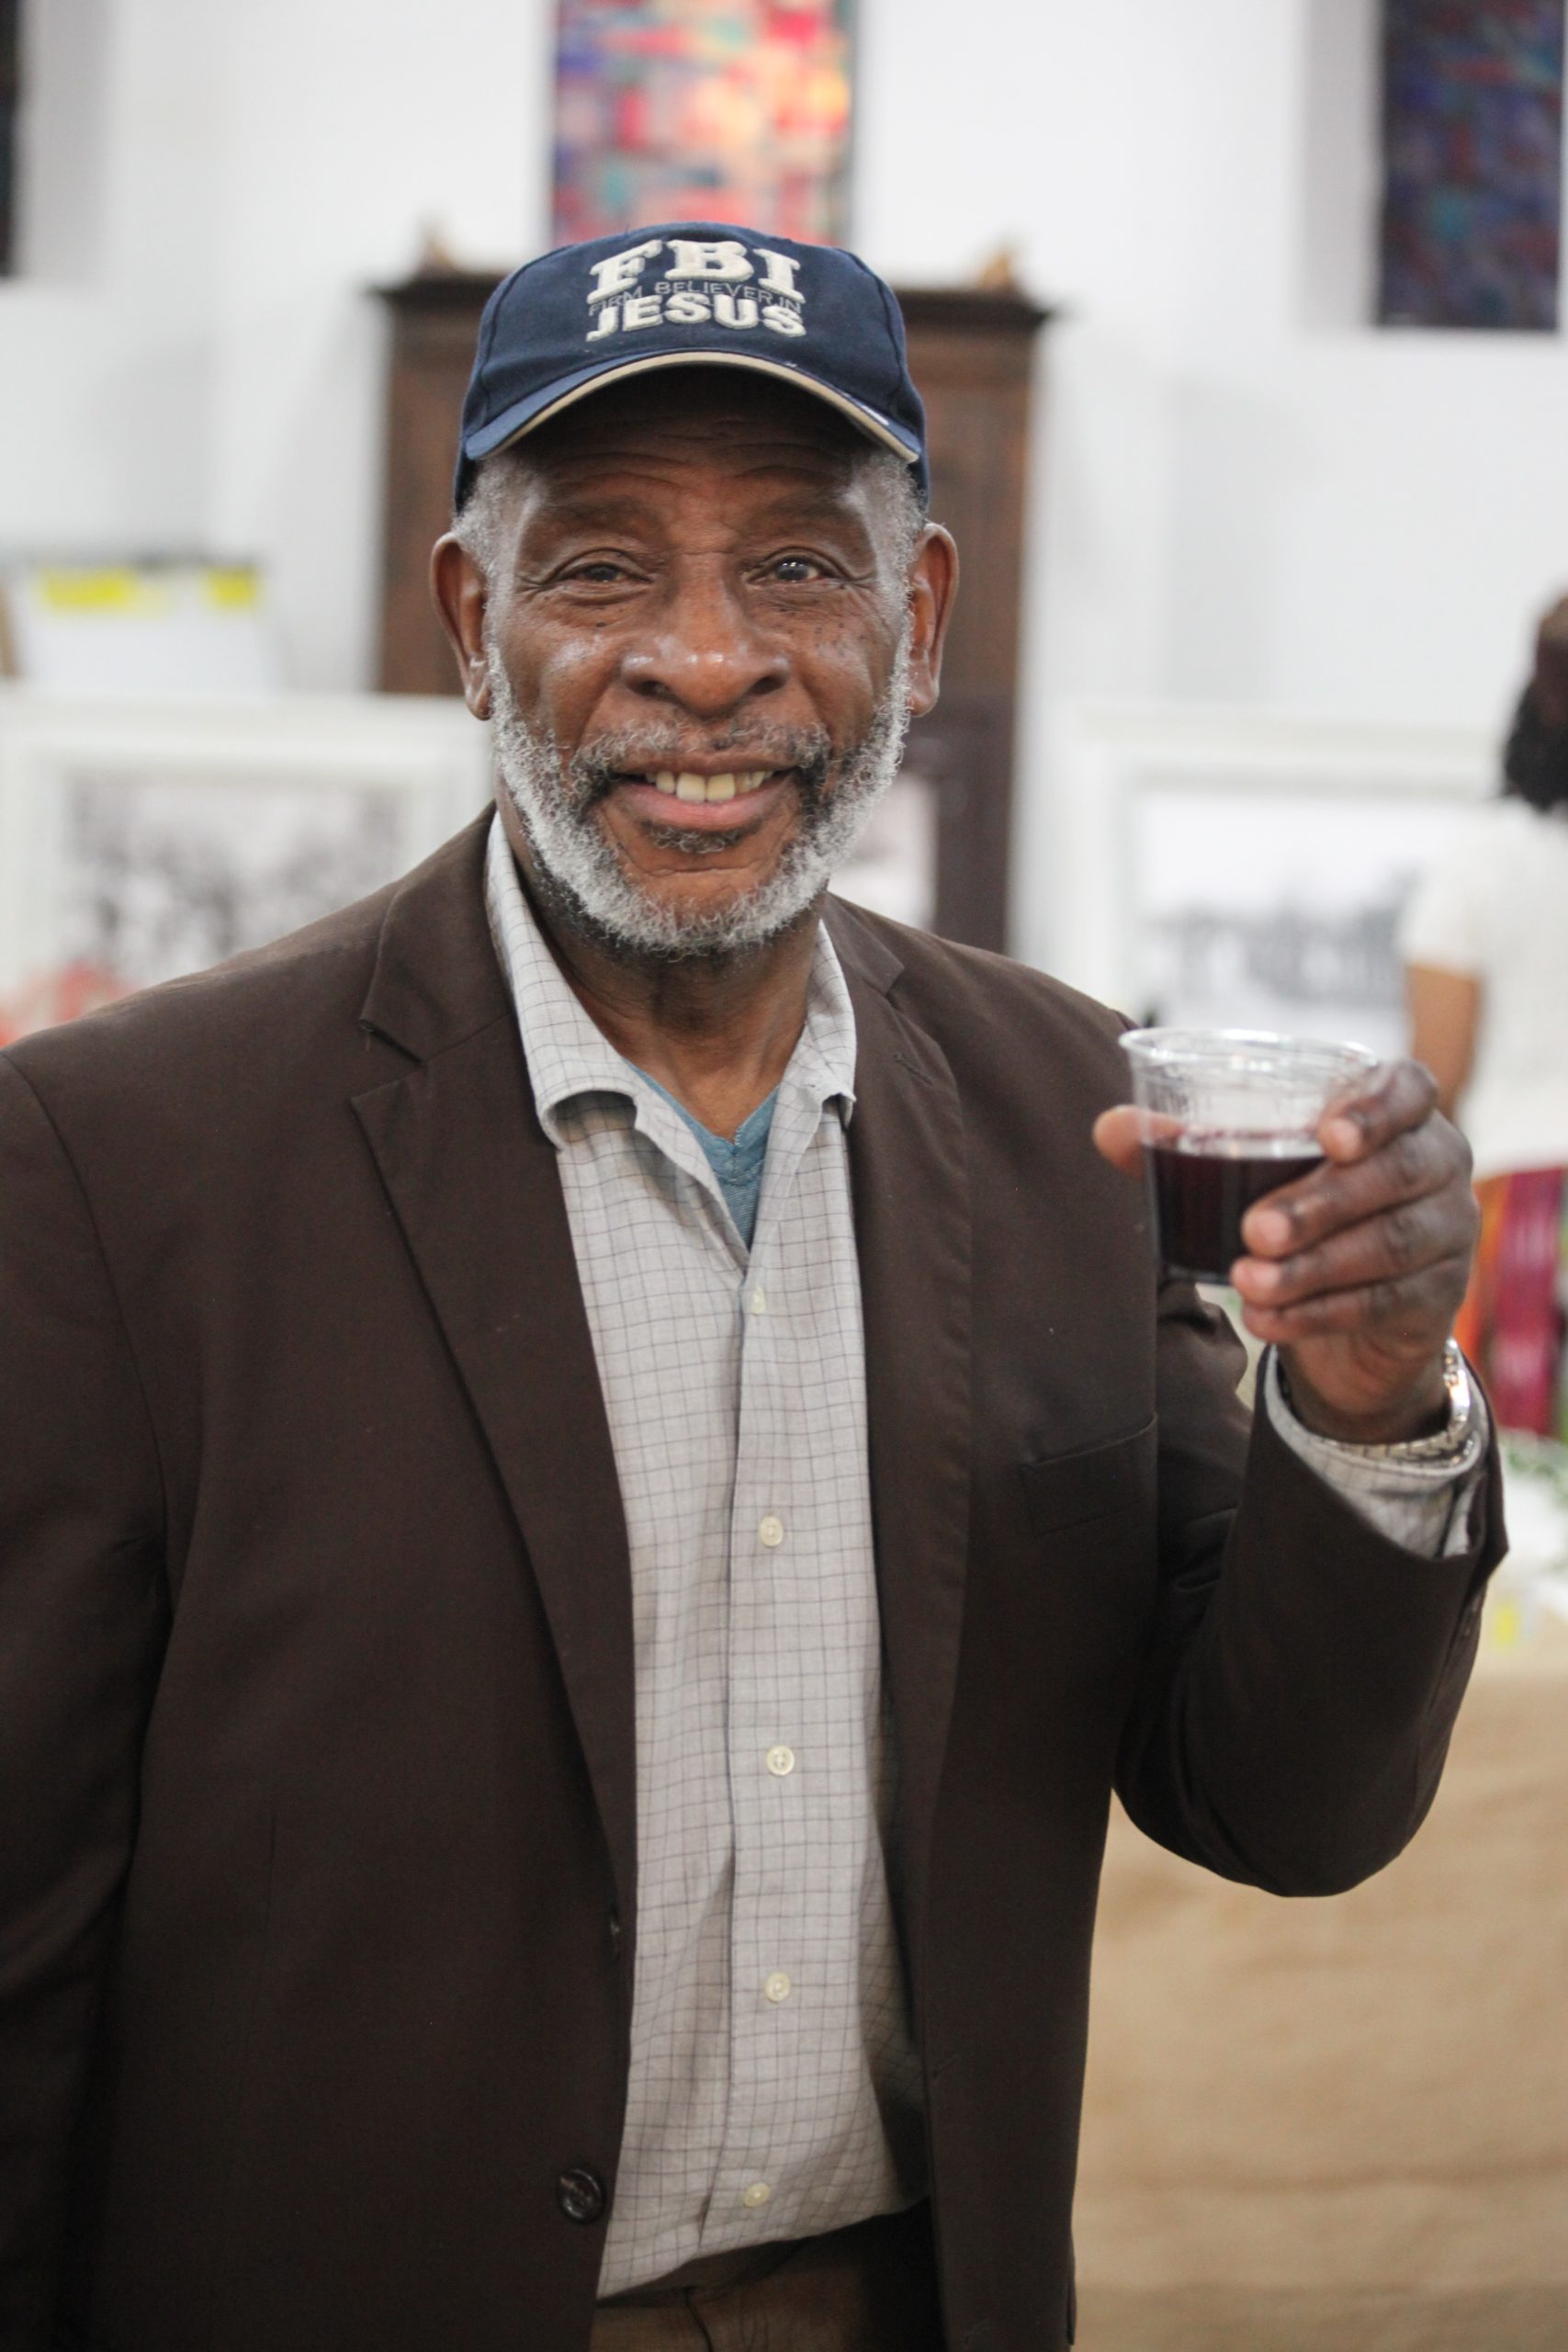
[0,815,1501,2352]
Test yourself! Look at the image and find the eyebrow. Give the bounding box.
[521,495,667,535]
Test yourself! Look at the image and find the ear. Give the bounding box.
[904,524,959,718]
[430,533,493,718]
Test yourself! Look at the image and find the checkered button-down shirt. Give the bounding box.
[484,820,924,2296]
[483,818,1487,2294]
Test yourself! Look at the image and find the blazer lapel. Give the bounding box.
[350,822,638,1927]
[828,902,974,1983]
[343,840,973,1964]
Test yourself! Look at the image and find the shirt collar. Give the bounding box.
[482,812,857,1148]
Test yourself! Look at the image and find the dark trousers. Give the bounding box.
[592,2204,944,2351]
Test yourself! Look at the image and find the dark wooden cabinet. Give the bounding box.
[375,275,502,705]
[373,271,1049,950]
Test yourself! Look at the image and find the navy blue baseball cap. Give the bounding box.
[454,222,928,513]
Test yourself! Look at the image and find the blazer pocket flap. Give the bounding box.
[1020,1417,1156,1539]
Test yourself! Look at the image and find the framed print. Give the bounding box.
[1044,703,1495,1058]
[0,690,489,1040]
[552,0,854,246]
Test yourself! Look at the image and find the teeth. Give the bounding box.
[646,768,775,802]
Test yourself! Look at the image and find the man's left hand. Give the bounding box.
[1095,1061,1478,1444]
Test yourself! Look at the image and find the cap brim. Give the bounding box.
[464,349,923,476]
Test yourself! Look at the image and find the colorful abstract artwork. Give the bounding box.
[553,0,852,246]
[1379,0,1564,329]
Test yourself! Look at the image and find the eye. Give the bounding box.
[561,559,634,585]
[763,554,832,585]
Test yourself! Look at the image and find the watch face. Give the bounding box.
[1443,1340,1472,1426]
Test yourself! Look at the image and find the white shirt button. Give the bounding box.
[758,1514,784,1548]
[765,1744,795,1777]
[764,1971,792,2004]
[741,2180,773,2210]
[750,1288,768,1316]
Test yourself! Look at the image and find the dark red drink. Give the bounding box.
[1145,1132,1325,1282]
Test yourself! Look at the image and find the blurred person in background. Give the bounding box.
[1404,593,1568,1439]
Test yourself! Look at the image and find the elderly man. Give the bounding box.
[1,227,1499,2352]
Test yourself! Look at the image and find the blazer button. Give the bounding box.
[557,2165,606,2225]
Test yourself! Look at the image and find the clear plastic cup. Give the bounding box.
[1120,1027,1380,1283]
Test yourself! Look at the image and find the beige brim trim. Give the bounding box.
[490,350,919,469]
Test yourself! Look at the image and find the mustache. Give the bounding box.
[566,724,835,808]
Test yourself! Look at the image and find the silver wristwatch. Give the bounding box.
[1359,1337,1475,1461]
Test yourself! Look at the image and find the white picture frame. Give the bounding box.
[1041,702,1495,1057]
[0,689,491,1035]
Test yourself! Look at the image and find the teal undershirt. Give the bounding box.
[631,1067,778,1249]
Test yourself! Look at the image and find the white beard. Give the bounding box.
[485,625,913,965]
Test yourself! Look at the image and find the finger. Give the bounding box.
[1243,1113,1468,1258]
[1233,1189,1462,1309]
[1317,1058,1438,1162]
[1092,1105,1144,1176]
[1237,1253,1471,1348]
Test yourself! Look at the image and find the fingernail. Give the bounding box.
[1324,1115,1361,1155]
[1247,1208,1290,1250]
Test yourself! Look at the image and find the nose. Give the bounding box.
[619,565,790,719]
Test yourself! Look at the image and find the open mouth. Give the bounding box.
[621,767,784,806]
[603,766,798,839]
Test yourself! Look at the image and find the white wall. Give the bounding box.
[201,0,553,687]
[856,0,1568,961]
[2,0,555,684]
[1,0,221,552]
[5,0,1567,958]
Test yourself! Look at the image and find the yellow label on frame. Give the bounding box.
[35,569,158,615]
[202,568,261,610]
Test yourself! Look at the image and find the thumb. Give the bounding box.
[1093,1104,1145,1176]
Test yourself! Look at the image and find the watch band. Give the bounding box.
[1273,1339,1476,1460]
[1345,1338,1476,1462]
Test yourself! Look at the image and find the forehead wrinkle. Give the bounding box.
[512,447,877,548]
[518,434,861,498]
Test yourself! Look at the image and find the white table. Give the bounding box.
[1074,1606,1568,2349]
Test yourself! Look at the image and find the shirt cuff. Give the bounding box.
[1258,1348,1490,1560]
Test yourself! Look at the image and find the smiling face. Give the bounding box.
[434,370,955,964]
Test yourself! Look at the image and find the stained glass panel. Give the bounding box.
[1379,0,1564,329]
[0,0,20,275]
[552,0,852,247]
